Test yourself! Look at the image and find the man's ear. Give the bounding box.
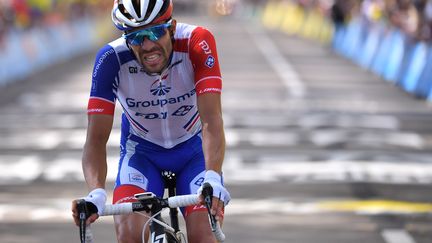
[170,19,177,35]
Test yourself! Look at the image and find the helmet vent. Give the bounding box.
[144,0,157,20]
[112,0,173,30]
[132,0,141,18]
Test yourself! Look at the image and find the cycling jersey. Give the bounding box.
[88,23,222,148]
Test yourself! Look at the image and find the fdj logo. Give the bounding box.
[198,40,212,54]
[136,112,168,120]
[129,67,138,73]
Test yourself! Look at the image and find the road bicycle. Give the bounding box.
[76,171,225,243]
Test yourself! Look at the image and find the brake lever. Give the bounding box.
[76,199,88,243]
[202,182,218,232]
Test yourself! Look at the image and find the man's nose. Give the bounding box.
[140,37,156,49]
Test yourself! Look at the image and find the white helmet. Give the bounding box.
[112,0,173,31]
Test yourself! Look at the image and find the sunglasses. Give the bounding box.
[123,20,173,46]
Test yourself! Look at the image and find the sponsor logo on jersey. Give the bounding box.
[91,81,97,92]
[128,66,149,73]
[126,89,196,108]
[172,105,194,116]
[129,173,145,183]
[192,205,207,211]
[198,40,212,54]
[150,74,171,96]
[194,176,204,186]
[151,83,171,96]
[93,48,115,78]
[199,87,221,95]
[129,66,138,73]
[87,108,105,113]
[205,55,215,68]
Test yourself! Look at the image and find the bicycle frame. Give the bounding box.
[148,204,179,243]
[149,171,182,243]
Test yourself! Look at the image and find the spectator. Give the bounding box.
[331,0,357,26]
[416,0,432,41]
[361,0,386,25]
[392,0,420,37]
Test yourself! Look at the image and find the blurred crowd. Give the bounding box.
[243,0,432,42]
[2,0,431,42]
[0,0,111,46]
[330,0,432,42]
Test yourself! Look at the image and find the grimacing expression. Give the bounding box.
[128,20,176,74]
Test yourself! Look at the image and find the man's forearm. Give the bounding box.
[82,143,108,191]
[202,121,225,173]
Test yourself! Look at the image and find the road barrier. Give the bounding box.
[0,16,115,86]
[252,0,432,102]
[333,18,432,101]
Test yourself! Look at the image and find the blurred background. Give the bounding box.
[0,0,114,86]
[2,0,432,99]
[1,0,432,243]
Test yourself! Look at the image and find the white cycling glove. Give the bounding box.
[84,188,107,216]
[198,170,231,206]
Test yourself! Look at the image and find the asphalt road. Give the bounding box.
[1,10,432,243]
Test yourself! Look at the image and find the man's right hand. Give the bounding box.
[71,188,107,226]
[71,200,99,226]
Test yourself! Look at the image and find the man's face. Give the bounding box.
[128,20,176,74]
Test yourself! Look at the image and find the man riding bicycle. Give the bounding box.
[71,0,230,242]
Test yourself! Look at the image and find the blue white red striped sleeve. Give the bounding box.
[88,45,119,115]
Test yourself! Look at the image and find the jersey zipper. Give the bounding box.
[159,72,172,148]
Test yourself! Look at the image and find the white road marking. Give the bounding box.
[2,154,430,185]
[0,129,121,150]
[381,229,416,243]
[298,114,400,130]
[224,129,426,149]
[0,156,41,182]
[246,26,306,98]
[0,128,425,150]
[223,158,432,184]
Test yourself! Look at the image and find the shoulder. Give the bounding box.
[95,38,130,59]
[175,23,217,55]
[95,44,115,59]
[174,23,197,39]
[175,23,215,41]
[93,44,117,76]
[94,38,122,64]
[94,37,134,70]
[92,40,124,78]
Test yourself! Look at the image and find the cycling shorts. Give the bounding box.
[113,130,208,217]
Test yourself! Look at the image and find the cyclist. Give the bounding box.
[71,0,230,242]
